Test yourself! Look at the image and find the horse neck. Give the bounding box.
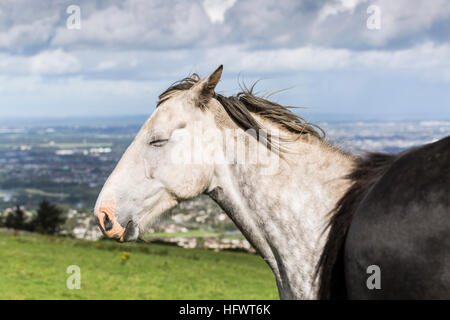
[207,132,354,299]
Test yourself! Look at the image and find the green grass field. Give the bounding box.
[0,232,278,300]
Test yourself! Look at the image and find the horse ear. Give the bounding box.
[190,65,223,107]
[191,73,200,81]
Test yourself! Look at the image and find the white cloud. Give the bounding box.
[0,75,155,97]
[95,60,118,71]
[0,42,449,82]
[29,49,81,75]
[318,0,364,22]
[359,0,450,46]
[0,15,58,50]
[0,0,449,53]
[51,1,211,50]
[355,42,450,71]
[200,42,450,80]
[202,0,236,23]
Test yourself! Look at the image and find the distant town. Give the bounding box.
[1,116,449,252]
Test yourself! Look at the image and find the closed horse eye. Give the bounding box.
[149,139,169,147]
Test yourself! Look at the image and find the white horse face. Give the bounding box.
[94,66,223,241]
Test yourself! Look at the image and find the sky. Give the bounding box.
[0,0,449,120]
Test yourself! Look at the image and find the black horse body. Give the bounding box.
[318,135,450,299]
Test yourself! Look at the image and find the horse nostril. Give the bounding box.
[103,212,113,231]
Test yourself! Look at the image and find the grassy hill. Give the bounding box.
[0,232,278,299]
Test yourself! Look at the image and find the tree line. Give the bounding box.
[0,199,65,235]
